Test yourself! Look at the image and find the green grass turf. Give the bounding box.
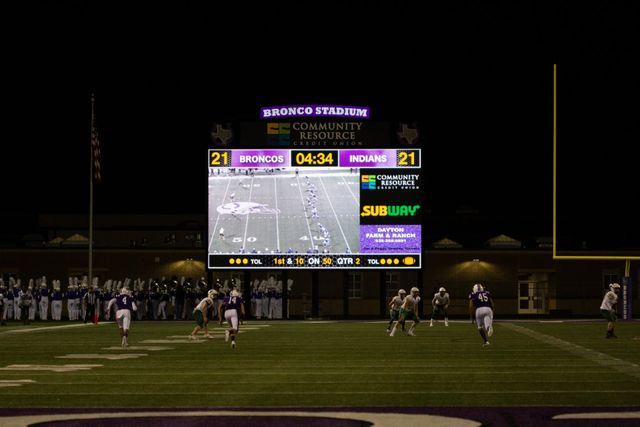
[1,320,639,407]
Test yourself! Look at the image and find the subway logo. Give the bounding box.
[360,205,421,217]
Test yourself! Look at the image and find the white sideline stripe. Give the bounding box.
[502,323,640,380]
[319,176,351,253]
[553,411,640,420]
[3,370,617,376]
[55,354,148,360]
[0,322,113,335]
[209,177,232,252]
[6,390,640,396]
[141,339,205,344]
[0,410,480,427]
[26,379,639,386]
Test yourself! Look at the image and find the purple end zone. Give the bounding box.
[35,416,371,427]
[3,407,640,427]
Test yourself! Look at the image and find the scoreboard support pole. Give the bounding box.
[342,272,350,318]
[379,270,387,317]
[311,271,319,317]
[281,270,289,319]
[417,269,424,318]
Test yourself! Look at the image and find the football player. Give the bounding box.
[430,287,450,327]
[600,283,620,338]
[387,289,406,333]
[390,287,420,337]
[107,286,138,348]
[219,289,245,348]
[189,289,216,340]
[469,283,494,346]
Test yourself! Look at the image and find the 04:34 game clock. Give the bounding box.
[291,150,339,167]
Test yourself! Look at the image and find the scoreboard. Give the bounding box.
[209,149,420,169]
[207,148,421,269]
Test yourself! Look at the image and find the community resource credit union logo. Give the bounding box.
[361,205,421,217]
[266,123,290,146]
[361,174,420,190]
[361,175,376,189]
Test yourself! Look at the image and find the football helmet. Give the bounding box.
[472,283,484,293]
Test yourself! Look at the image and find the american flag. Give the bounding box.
[91,94,101,182]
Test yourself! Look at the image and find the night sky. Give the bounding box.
[2,2,638,250]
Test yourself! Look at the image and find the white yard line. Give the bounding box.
[502,322,640,380]
[319,177,351,253]
[274,176,281,251]
[209,177,232,252]
[341,176,359,207]
[0,322,113,335]
[295,174,315,244]
[241,176,255,248]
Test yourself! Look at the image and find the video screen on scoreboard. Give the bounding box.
[207,148,421,269]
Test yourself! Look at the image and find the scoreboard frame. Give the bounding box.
[207,148,422,270]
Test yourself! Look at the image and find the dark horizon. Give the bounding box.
[2,2,638,251]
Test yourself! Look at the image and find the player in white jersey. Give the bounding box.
[430,287,450,327]
[386,289,406,333]
[600,283,620,338]
[189,290,216,339]
[390,287,420,337]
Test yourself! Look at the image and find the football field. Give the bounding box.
[1,320,640,411]
[208,169,360,255]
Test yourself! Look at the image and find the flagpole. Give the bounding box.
[89,94,94,290]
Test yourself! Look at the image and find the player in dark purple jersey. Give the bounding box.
[106,287,138,348]
[219,289,245,348]
[468,283,494,347]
